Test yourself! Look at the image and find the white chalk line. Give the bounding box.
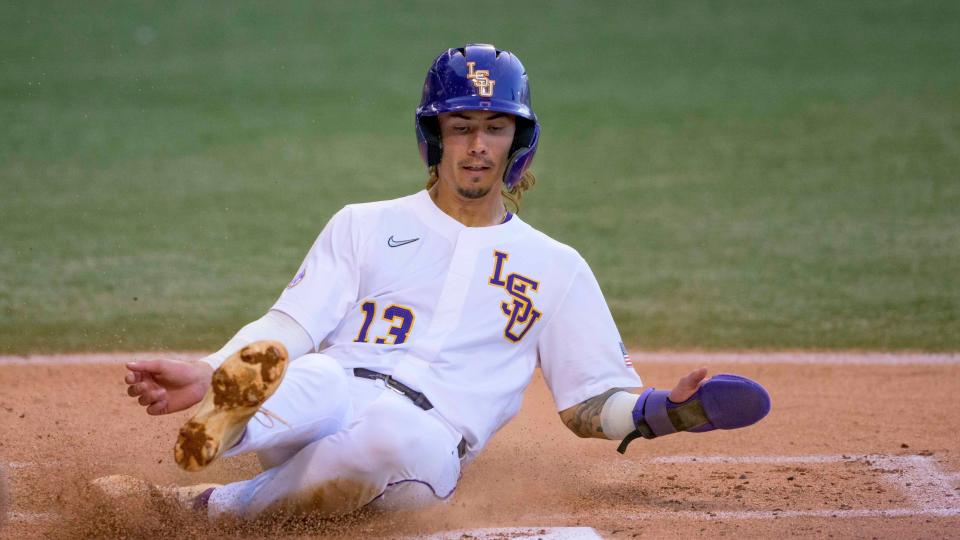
[7,460,60,470]
[871,455,959,509]
[632,351,960,366]
[647,454,929,464]
[8,511,57,523]
[0,351,204,366]
[2,351,958,366]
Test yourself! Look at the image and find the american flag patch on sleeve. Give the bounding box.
[619,342,632,367]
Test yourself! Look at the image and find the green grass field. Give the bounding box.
[2,1,958,353]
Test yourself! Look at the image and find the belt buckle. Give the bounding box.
[383,376,407,397]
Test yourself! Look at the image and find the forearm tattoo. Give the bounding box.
[559,388,635,439]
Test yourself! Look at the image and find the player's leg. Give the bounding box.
[207,380,462,519]
[94,352,364,509]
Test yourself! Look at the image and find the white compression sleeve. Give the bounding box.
[600,391,640,440]
[199,310,315,370]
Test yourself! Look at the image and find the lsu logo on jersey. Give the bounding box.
[466,61,496,98]
[488,250,541,342]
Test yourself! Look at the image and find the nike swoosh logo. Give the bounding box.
[387,235,420,248]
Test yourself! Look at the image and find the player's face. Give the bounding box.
[436,110,516,200]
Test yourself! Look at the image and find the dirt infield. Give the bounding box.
[1,352,958,539]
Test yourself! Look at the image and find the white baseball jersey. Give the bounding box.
[272,189,641,457]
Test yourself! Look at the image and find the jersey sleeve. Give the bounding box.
[271,206,362,349]
[537,258,642,411]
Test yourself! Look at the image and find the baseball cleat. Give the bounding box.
[91,474,221,511]
[617,374,771,453]
[174,340,288,471]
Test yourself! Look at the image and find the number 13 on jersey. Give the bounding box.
[354,302,416,345]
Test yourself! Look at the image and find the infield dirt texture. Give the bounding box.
[1,1,958,538]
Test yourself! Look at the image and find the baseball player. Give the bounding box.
[99,44,770,519]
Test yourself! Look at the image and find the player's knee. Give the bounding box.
[291,352,344,377]
[287,353,349,395]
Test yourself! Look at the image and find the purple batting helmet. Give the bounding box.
[415,44,540,189]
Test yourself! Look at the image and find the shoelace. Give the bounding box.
[253,407,292,429]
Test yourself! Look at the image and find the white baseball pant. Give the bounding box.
[206,353,463,518]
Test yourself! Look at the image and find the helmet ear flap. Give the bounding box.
[504,121,540,189]
[416,116,442,166]
[509,117,537,157]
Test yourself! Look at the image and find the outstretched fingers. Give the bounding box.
[124,361,164,407]
[122,358,213,415]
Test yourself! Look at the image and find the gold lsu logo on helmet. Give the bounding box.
[466,61,496,98]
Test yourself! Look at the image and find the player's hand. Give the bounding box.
[124,359,213,415]
[668,367,708,403]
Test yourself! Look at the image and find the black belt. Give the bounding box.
[353,368,466,459]
[353,368,434,410]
